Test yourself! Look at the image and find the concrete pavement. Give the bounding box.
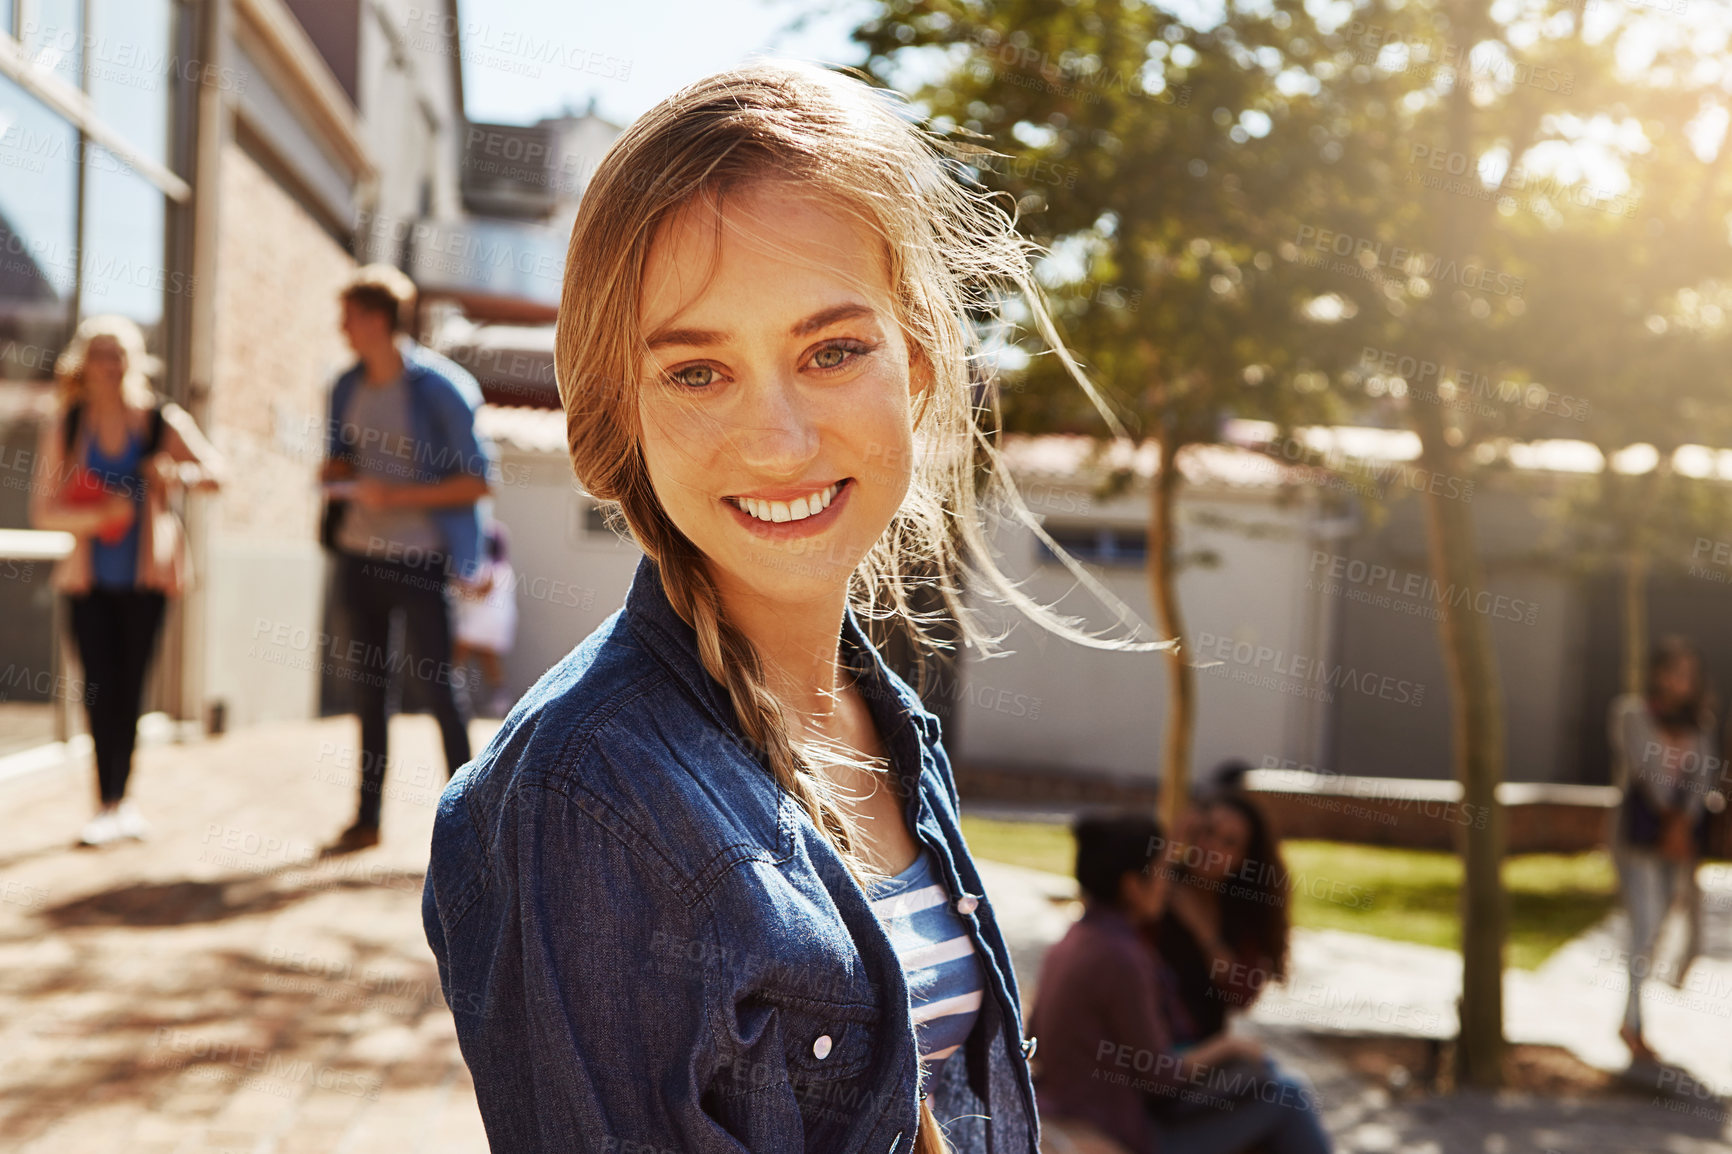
[5,717,1729,1152]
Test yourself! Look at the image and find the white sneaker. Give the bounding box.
[79,811,122,847]
[115,802,150,841]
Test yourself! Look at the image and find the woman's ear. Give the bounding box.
[907,342,933,400]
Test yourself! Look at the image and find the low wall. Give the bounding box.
[954,763,1622,855]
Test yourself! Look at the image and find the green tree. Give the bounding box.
[1287,0,1731,1082]
[853,0,1350,827]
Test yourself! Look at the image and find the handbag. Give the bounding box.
[61,465,132,543]
[142,493,193,597]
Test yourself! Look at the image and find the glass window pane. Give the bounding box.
[0,74,78,380]
[21,0,83,92]
[0,1,15,41]
[87,0,173,167]
[80,142,168,332]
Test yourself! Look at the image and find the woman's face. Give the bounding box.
[1654,656,1701,710]
[634,181,919,607]
[84,336,125,394]
[1199,804,1252,881]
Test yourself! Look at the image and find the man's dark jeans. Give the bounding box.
[335,551,472,828]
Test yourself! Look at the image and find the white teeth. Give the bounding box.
[732,482,842,524]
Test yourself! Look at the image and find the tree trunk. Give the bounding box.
[1622,548,1648,698]
[1150,428,1194,830]
[1406,395,1508,1088]
[1417,0,1506,1088]
[1620,466,1665,697]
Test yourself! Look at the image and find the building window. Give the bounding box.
[1037,524,1149,567]
[0,74,79,377]
[21,0,83,91]
[79,141,169,331]
[87,0,174,168]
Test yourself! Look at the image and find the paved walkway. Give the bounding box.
[992,862,1732,1152]
[0,717,492,1153]
[5,719,1731,1152]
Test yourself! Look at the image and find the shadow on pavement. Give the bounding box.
[34,867,428,929]
[0,933,457,1145]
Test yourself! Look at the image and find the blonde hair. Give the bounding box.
[555,60,1164,1150]
[54,314,159,409]
[340,262,418,332]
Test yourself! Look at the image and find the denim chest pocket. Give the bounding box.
[768,992,879,1084]
[719,987,882,1097]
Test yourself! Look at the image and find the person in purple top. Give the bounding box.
[1030,811,1331,1154]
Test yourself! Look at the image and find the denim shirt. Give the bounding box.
[423,554,1041,1153]
[325,338,493,581]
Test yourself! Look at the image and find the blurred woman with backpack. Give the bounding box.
[27,315,224,846]
[1608,636,1719,1063]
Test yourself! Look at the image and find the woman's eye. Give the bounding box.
[667,364,718,389]
[809,340,875,373]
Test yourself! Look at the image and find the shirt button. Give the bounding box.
[955,894,979,915]
[813,1034,833,1060]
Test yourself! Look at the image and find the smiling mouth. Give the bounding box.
[725,480,847,524]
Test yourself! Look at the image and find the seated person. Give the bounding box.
[1030,810,1330,1154]
[1148,793,1289,1040]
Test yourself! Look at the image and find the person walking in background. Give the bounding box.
[1150,791,1291,1038]
[1608,636,1717,1064]
[319,264,491,855]
[1031,811,1329,1154]
[27,315,224,846]
[451,515,518,718]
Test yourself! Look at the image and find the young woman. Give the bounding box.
[28,315,223,846]
[1031,812,1328,1154]
[422,62,1164,1153]
[1149,793,1291,1040]
[1608,636,1718,1064]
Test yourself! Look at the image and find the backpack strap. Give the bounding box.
[62,401,84,457]
[145,403,167,455]
[62,400,167,459]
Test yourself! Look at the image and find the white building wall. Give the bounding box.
[954,484,1332,783]
[485,448,640,692]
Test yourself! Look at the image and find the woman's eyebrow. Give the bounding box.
[644,301,877,351]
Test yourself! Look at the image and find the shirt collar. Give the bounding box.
[622,552,926,751]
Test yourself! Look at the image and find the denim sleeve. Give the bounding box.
[428,369,493,482]
[442,782,750,1153]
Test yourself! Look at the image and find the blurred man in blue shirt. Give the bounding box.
[319,265,492,854]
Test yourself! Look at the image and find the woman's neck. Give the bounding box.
[83,385,128,416]
[1176,878,1220,921]
[712,573,853,723]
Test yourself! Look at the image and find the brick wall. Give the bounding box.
[210,141,356,542]
[199,141,357,728]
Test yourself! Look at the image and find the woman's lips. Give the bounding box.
[724,478,853,540]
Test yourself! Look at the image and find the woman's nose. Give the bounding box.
[729,373,819,471]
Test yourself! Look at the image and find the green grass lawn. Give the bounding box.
[959,815,1618,971]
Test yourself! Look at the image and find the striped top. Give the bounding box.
[868,847,985,1081]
